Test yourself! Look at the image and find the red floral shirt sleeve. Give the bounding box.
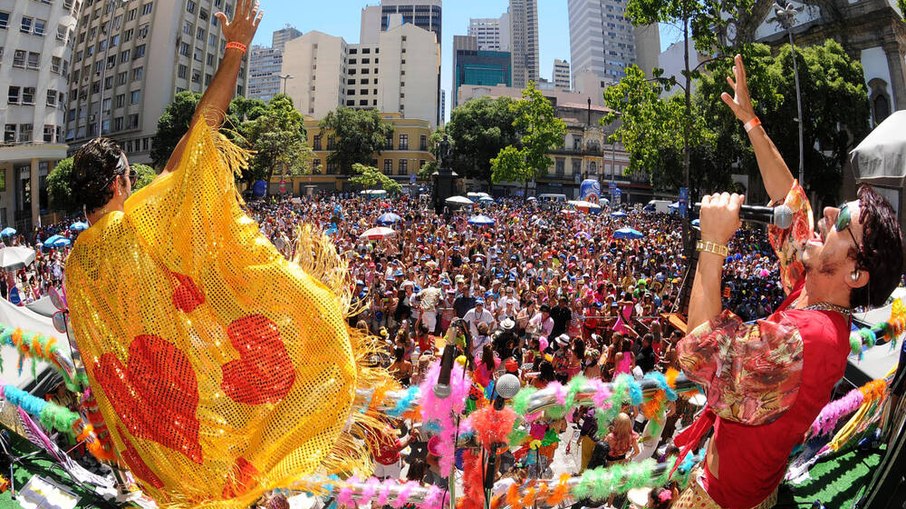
[677,310,804,425]
[768,181,814,295]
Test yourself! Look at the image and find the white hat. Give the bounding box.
[555,334,570,346]
[501,318,515,330]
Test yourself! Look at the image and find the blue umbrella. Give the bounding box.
[376,212,402,225]
[0,227,16,237]
[70,221,89,231]
[52,237,72,248]
[43,235,66,249]
[467,214,495,226]
[610,211,627,218]
[478,196,495,203]
[612,227,644,240]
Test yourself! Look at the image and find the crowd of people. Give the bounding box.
[0,219,78,306]
[242,191,791,508]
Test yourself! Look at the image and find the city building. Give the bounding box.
[567,0,659,82]
[247,25,302,102]
[509,0,539,89]
[750,0,905,127]
[456,84,650,200]
[657,39,708,97]
[553,59,571,90]
[271,113,434,194]
[468,13,510,51]
[360,0,442,126]
[64,0,250,165]
[452,35,512,108]
[0,0,79,229]
[283,15,441,128]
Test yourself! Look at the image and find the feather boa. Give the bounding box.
[419,360,470,476]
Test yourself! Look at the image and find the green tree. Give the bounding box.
[446,97,518,183]
[150,91,200,168]
[132,164,157,191]
[348,163,403,194]
[243,94,312,189]
[151,93,266,169]
[696,41,869,205]
[319,107,394,174]
[46,157,76,211]
[491,82,566,194]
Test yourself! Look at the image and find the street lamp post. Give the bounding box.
[773,0,805,186]
[276,73,294,95]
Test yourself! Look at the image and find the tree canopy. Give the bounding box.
[491,82,566,187]
[319,107,394,174]
[445,97,518,182]
[348,163,403,194]
[242,94,312,186]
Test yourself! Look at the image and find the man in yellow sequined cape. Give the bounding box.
[63,2,388,507]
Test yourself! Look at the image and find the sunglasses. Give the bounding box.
[834,202,860,251]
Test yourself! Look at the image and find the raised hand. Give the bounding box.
[214,0,263,47]
[699,192,746,246]
[720,54,757,123]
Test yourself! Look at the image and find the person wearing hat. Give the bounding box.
[528,303,554,341]
[463,297,495,354]
[493,318,519,361]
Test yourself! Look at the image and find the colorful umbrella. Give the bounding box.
[612,227,644,240]
[467,214,495,226]
[610,211,628,218]
[70,221,89,231]
[359,227,396,240]
[376,212,402,225]
[0,227,16,237]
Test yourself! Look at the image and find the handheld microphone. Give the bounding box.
[493,373,522,410]
[433,325,456,399]
[693,203,793,229]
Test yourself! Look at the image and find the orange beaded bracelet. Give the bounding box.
[225,41,247,53]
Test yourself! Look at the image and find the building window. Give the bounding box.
[22,87,35,105]
[385,134,393,150]
[7,86,19,104]
[184,20,192,35]
[124,28,133,42]
[141,2,153,15]
[115,94,125,108]
[44,125,55,143]
[186,0,196,13]
[102,97,111,112]
[4,124,15,143]
[192,70,201,83]
[134,45,146,60]
[178,64,188,79]
[12,50,25,68]
[399,134,408,150]
[127,114,139,129]
[114,117,123,131]
[117,71,127,85]
[327,161,338,174]
[0,12,8,30]
[206,53,214,65]
[130,90,141,104]
[327,136,336,150]
[398,159,408,175]
[27,52,40,70]
[21,16,33,34]
[18,124,33,143]
[121,49,131,62]
[420,135,427,151]
[46,90,57,107]
[179,42,190,56]
[196,27,205,40]
[313,135,321,150]
[56,24,68,42]
[132,67,144,81]
[383,159,392,174]
[555,158,565,177]
[104,76,113,89]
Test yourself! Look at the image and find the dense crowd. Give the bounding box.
[242,191,789,508]
[0,219,79,306]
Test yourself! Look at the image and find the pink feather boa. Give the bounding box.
[419,360,470,476]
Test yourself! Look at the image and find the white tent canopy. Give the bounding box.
[0,297,72,388]
[851,111,906,188]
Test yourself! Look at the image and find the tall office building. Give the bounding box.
[360,1,442,126]
[360,0,442,45]
[509,0,539,89]
[248,25,302,101]
[553,59,571,90]
[64,0,249,164]
[568,0,661,83]
[453,36,512,108]
[0,0,80,229]
[468,13,510,51]
[283,16,440,128]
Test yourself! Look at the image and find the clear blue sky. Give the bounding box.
[252,1,681,116]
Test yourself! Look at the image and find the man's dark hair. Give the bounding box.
[70,137,125,213]
[852,185,904,308]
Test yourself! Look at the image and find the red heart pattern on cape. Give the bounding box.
[221,314,296,405]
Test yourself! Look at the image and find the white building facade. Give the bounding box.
[509,0,539,89]
[0,0,79,229]
[64,0,249,165]
[468,14,511,52]
[553,59,571,90]
[247,26,302,102]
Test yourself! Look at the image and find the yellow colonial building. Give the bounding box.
[270,112,435,195]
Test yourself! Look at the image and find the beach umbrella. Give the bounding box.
[850,111,906,187]
[359,227,396,240]
[43,234,66,247]
[0,227,16,237]
[467,214,495,226]
[376,212,402,225]
[568,200,602,212]
[526,196,537,202]
[0,246,36,270]
[612,227,645,240]
[70,221,89,231]
[610,210,627,218]
[478,196,495,203]
[445,196,474,206]
[52,237,72,248]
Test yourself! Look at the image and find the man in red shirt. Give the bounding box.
[674,55,903,509]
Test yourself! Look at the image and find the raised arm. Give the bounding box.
[161,0,263,176]
[720,54,794,203]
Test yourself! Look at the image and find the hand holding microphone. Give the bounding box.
[698,192,746,246]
